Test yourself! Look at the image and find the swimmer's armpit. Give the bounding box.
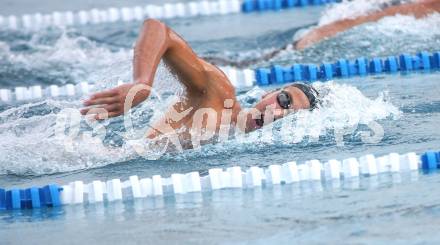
[295,0,440,49]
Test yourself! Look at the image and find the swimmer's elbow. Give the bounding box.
[141,18,170,36]
[136,18,171,52]
[142,18,166,29]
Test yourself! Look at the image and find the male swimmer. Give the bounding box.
[81,0,439,149]
[81,19,318,145]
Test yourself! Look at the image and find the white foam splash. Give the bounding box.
[362,13,440,38]
[321,13,440,56]
[0,81,400,176]
[0,100,124,175]
[278,12,440,65]
[298,82,400,133]
[163,82,401,161]
[244,81,400,143]
[0,60,184,176]
[293,0,418,45]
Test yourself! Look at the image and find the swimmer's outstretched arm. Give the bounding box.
[295,0,440,49]
[81,19,209,119]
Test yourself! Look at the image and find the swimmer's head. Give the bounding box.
[247,83,319,131]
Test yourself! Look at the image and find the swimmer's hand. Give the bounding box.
[81,82,150,120]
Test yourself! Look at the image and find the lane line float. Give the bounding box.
[1,51,438,104]
[1,150,438,210]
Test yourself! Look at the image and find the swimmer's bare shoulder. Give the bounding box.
[81,19,235,120]
[295,0,440,50]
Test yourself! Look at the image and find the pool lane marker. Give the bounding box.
[0,67,255,103]
[254,51,440,85]
[0,82,93,103]
[0,185,62,210]
[0,51,439,104]
[242,0,336,12]
[1,150,439,210]
[0,0,333,31]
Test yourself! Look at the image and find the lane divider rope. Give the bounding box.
[254,51,440,85]
[0,67,255,103]
[0,82,94,103]
[0,0,332,30]
[1,150,439,210]
[1,51,439,104]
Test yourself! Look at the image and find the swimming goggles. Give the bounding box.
[255,83,319,127]
[277,83,319,110]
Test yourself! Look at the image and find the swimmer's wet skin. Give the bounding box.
[81,1,440,144]
[3,0,440,243]
[295,0,440,49]
[81,19,316,147]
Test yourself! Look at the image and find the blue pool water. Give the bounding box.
[1,0,440,244]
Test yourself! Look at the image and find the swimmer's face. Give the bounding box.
[247,85,311,131]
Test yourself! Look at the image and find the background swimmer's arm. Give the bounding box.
[295,0,440,50]
[81,19,208,119]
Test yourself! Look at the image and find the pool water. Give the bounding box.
[1,0,440,244]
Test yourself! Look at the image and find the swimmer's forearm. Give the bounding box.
[133,19,208,93]
[296,1,440,49]
[133,19,170,85]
